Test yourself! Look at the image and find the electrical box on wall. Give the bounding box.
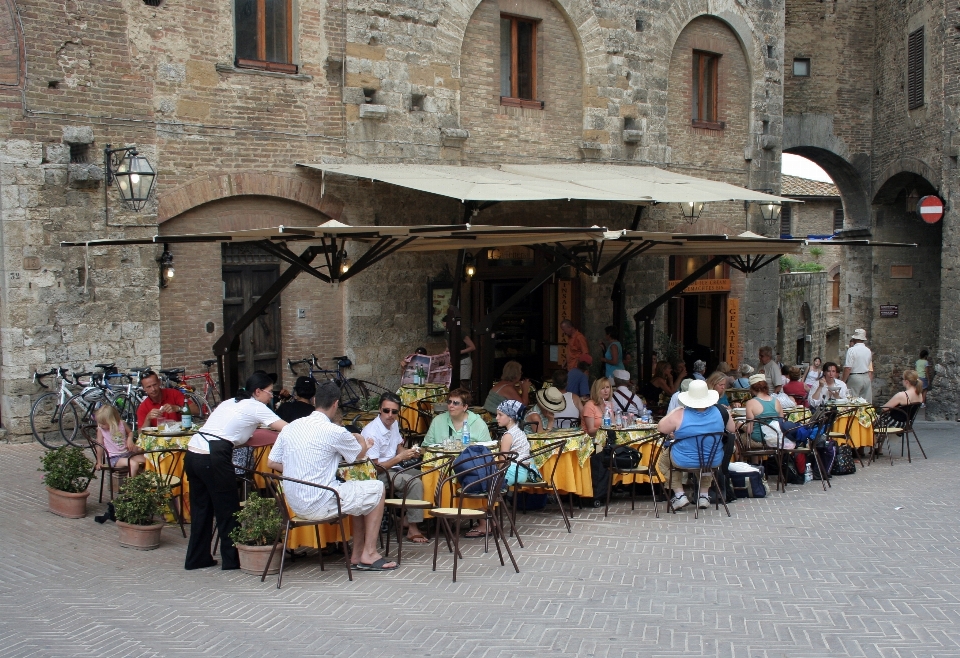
[297,308,306,319]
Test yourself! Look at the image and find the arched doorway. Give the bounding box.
[796,302,812,365]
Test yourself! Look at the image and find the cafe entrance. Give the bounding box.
[666,256,731,373]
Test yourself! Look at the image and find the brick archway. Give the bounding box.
[157,172,343,224]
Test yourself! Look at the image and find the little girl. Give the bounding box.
[496,400,539,486]
[94,405,144,476]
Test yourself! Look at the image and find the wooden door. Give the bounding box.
[222,264,282,385]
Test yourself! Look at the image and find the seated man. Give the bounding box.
[551,369,583,426]
[611,369,646,417]
[422,388,491,446]
[137,370,199,429]
[267,381,397,571]
[566,356,592,401]
[361,392,427,544]
[807,361,848,408]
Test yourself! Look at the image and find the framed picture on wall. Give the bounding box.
[428,280,453,335]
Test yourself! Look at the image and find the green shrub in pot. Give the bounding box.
[39,446,94,493]
[113,472,170,526]
[229,493,282,546]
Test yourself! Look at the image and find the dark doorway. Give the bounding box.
[668,293,726,373]
[484,280,544,386]
[222,246,282,385]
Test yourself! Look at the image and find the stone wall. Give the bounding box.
[778,271,828,368]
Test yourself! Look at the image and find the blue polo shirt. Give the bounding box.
[566,367,590,397]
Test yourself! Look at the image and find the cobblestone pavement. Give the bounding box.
[2,423,960,657]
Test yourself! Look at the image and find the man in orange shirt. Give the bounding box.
[561,319,589,371]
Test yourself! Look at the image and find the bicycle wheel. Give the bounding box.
[185,391,211,421]
[339,378,369,411]
[203,381,221,413]
[112,394,139,433]
[59,390,105,446]
[30,392,68,449]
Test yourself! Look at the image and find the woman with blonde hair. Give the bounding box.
[93,404,144,476]
[706,371,730,407]
[581,377,615,436]
[883,369,924,409]
[482,360,532,413]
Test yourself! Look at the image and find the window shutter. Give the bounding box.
[908,28,924,110]
[833,207,844,232]
[780,204,792,237]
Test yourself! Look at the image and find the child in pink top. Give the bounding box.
[94,405,144,475]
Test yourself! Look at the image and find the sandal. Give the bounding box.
[406,534,429,544]
[463,528,486,538]
[356,557,398,571]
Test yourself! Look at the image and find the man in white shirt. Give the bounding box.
[758,346,782,393]
[808,361,848,407]
[268,382,397,571]
[551,369,582,426]
[842,328,873,402]
[611,369,646,417]
[361,392,427,544]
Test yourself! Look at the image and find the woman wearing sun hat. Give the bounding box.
[525,386,567,433]
[656,379,734,510]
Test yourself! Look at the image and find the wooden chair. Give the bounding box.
[603,432,664,518]
[509,438,572,532]
[258,471,353,589]
[431,451,519,582]
[83,429,129,503]
[382,454,453,565]
[654,432,730,519]
[661,432,730,519]
[141,447,187,537]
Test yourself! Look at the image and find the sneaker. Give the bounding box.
[670,493,690,510]
[698,495,710,509]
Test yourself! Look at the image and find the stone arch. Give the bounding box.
[0,0,24,87]
[782,146,871,230]
[874,157,941,202]
[157,172,342,225]
[664,9,763,82]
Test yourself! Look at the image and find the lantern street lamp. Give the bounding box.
[463,251,476,278]
[337,248,352,275]
[104,144,157,215]
[158,244,174,288]
[678,201,705,224]
[757,200,783,223]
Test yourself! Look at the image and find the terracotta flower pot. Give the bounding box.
[237,543,282,575]
[47,486,89,519]
[116,520,165,550]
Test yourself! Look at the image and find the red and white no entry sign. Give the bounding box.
[917,195,944,224]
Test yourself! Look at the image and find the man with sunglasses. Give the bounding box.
[361,393,427,544]
[422,388,492,447]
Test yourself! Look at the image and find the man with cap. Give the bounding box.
[656,379,735,510]
[526,386,567,432]
[842,329,873,402]
[566,355,592,400]
[611,369,646,417]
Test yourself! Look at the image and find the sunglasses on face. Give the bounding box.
[380,408,400,415]
[447,400,464,406]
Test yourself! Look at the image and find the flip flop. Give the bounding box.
[406,534,429,544]
[463,528,485,538]
[356,557,398,571]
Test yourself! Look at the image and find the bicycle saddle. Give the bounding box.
[201,359,217,366]
[159,368,185,376]
[94,363,116,370]
[128,366,152,374]
[331,356,349,362]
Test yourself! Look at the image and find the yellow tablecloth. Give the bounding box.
[827,404,877,448]
[398,384,448,434]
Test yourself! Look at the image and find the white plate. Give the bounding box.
[477,441,498,447]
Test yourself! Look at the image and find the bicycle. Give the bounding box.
[158,367,216,419]
[167,359,221,413]
[58,363,143,444]
[288,354,368,411]
[30,367,87,448]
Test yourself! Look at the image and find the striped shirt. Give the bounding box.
[268,411,362,519]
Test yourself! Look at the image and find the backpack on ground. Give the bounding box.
[600,444,641,469]
[729,464,768,498]
[811,439,837,480]
[453,444,496,494]
[830,444,857,476]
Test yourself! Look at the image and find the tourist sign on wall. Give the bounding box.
[667,278,732,294]
[917,196,944,224]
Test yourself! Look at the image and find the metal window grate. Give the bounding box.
[833,207,844,232]
[780,204,792,237]
[908,27,924,110]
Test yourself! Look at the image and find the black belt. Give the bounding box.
[850,372,868,375]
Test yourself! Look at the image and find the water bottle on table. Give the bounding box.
[180,401,192,431]
[602,407,611,428]
[462,423,470,448]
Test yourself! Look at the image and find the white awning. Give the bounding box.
[298,163,795,205]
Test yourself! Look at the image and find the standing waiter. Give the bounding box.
[183,371,287,570]
[843,328,873,403]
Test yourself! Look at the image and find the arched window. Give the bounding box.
[831,273,840,309]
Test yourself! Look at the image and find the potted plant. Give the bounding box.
[112,472,170,550]
[228,493,283,575]
[39,446,94,518]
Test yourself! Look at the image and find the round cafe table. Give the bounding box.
[398,383,448,434]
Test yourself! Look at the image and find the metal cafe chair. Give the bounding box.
[382,454,453,565]
[754,416,831,493]
[509,438,572,533]
[827,407,864,467]
[661,432,730,519]
[555,417,582,429]
[898,402,926,462]
[603,431,665,518]
[141,447,188,537]
[871,406,906,465]
[83,429,129,503]
[431,451,519,582]
[258,470,353,589]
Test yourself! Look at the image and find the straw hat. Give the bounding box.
[678,379,719,409]
[534,387,567,413]
[748,373,766,386]
[612,369,631,381]
[850,328,867,341]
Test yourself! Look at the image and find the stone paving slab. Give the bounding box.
[2,423,960,657]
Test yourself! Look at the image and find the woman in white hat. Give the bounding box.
[656,379,734,510]
[524,386,567,433]
[732,363,754,389]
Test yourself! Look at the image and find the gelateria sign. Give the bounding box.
[668,278,732,294]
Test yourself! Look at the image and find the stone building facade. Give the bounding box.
[1,0,791,440]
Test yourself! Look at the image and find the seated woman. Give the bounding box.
[706,371,730,407]
[732,363,754,389]
[781,367,808,408]
[276,376,317,422]
[551,369,582,427]
[656,380,735,510]
[423,388,492,446]
[524,386,567,433]
[650,360,680,398]
[743,373,783,448]
[482,360,532,414]
[580,377,614,437]
[884,369,924,409]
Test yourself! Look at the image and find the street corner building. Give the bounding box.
[0,0,954,440]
